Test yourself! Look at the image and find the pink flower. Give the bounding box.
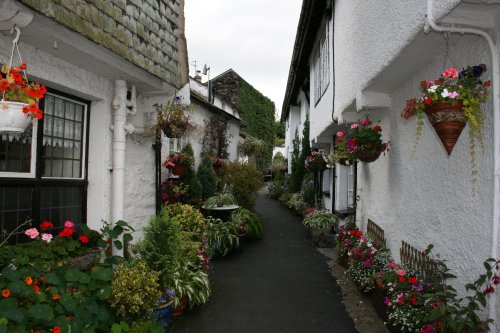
[442,67,459,79]
[64,221,74,228]
[41,233,53,243]
[395,269,406,277]
[350,123,359,129]
[448,91,459,99]
[360,120,371,126]
[336,131,346,137]
[25,228,39,239]
[388,262,397,269]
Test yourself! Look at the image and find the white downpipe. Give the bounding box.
[426,0,500,329]
[111,79,128,256]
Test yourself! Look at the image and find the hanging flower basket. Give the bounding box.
[0,101,30,133]
[424,100,466,155]
[172,165,186,176]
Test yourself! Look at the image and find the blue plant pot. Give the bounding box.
[152,302,174,328]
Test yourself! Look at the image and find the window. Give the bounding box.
[334,164,356,212]
[0,91,89,243]
[313,24,330,104]
[167,134,188,157]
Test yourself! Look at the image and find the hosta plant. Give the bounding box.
[205,217,239,257]
[302,210,338,231]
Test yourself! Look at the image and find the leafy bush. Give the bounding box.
[302,179,316,207]
[205,217,239,257]
[197,154,218,200]
[278,192,291,206]
[302,210,338,230]
[109,262,161,324]
[286,193,307,215]
[162,203,206,242]
[268,180,284,200]
[135,208,183,292]
[180,143,203,205]
[172,261,211,309]
[219,162,262,209]
[231,208,263,239]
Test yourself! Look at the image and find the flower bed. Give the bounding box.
[336,226,500,332]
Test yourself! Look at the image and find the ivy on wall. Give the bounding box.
[238,78,275,171]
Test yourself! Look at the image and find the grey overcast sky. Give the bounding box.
[184,0,303,119]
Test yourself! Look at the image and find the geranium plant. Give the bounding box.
[325,131,357,166]
[304,149,327,172]
[0,63,46,120]
[347,120,389,162]
[163,151,194,169]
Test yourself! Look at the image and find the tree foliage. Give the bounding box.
[197,154,218,200]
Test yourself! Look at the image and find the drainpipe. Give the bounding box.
[426,0,500,329]
[111,79,128,256]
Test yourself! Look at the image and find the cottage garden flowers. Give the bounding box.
[337,224,500,333]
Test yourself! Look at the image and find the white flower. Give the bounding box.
[441,88,449,98]
[428,85,438,93]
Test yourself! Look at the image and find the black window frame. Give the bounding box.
[0,88,90,242]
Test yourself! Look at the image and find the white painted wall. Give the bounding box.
[0,32,180,242]
[333,0,461,121]
[329,0,500,327]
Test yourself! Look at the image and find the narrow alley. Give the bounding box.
[171,189,357,333]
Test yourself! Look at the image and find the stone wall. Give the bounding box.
[18,0,186,88]
[211,70,242,110]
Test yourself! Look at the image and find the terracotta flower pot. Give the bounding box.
[0,101,30,133]
[424,100,466,155]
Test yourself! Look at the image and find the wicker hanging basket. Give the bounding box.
[424,100,467,155]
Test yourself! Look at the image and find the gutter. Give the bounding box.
[426,0,500,329]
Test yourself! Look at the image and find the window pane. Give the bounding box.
[0,124,33,173]
[0,186,33,244]
[39,186,83,230]
[42,94,86,178]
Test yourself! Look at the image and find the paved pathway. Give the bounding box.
[171,189,357,333]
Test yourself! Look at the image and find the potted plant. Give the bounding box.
[347,120,389,162]
[403,64,491,156]
[205,217,239,257]
[163,151,194,176]
[302,210,339,247]
[211,156,226,176]
[109,261,162,325]
[152,289,175,329]
[171,261,211,315]
[203,184,238,209]
[304,149,327,173]
[156,96,193,138]
[0,62,46,133]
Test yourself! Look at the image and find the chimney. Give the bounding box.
[194,70,202,81]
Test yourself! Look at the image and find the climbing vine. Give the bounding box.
[238,78,275,171]
[202,114,231,159]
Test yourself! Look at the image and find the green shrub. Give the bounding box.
[302,210,338,230]
[162,203,206,241]
[172,261,211,308]
[231,208,263,239]
[180,143,203,204]
[286,193,307,215]
[302,179,316,207]
[205,217,239,257]
[197,154,218,200]
[219,162,262,209]
[109,262,161,323]
[135,208,183,291]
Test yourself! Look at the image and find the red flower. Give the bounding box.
[397,297,404,305]
[25,276,33,286]
[484,285,495,295]
[40,221,54,230]
[52,294,61,300]
[2,289,10,298]
[67,315,73,321]
[373,125,382,132]
[355,231,363,237]
[58,227,75,238]
[410,295,417,305]
[484,80,492,87]
[79,235,90,244]
[53,327,61,333]
[33,285,40,293]
[408,277,418,284]
[399,276,406,282]
[425,97,432,105]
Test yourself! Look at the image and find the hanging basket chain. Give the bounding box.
[3,25,28,101]
[440,32,458,74]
